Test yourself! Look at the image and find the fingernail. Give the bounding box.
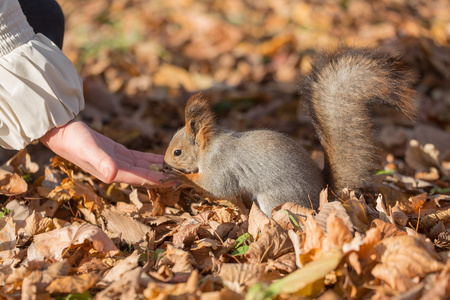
[103,167,111,181]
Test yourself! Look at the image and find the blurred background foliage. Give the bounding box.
[34,0,450,157]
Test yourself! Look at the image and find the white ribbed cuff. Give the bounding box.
[0,0,35,57]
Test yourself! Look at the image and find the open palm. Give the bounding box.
[40,120,167,187]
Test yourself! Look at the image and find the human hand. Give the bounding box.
[40,120,169,186]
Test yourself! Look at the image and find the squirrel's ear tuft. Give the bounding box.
[185,93,216,147]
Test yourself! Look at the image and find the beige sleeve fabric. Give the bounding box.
[0,0,84,150]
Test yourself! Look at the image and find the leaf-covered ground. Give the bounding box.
[1,0,450,299]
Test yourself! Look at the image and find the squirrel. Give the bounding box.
[163,47,416,216]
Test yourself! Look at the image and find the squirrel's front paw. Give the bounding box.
[161,168,187,189]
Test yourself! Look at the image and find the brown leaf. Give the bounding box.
[28,223,119,261]
[323,211,353,252]
[419,207,450,229]
[21,260,70,297]
[0,218,17,262]
[77,256,111,274]
[391,202,409,226]
[190,245,214,271]
[193,210,215,225]
[148,189,165,216]
[47,273,99,294]
[371,219,406,239]
[302,215,325,254]
[24,211,53,236]
[159,245,196,275]
[101,206,153,244]
[375,194,392,224]
[97,267,149,300]
[371,264,418,292]
[343,198,371,233]
[2,149,39,174]
[158,188,182,207]
[272,202,313,230]
[247,202,270,239]
[315,201,354,234]
[212,207,238,224]
[268,252,297,273]
[245,220,292,263]
[353,227,382,274]
[172,219,202,248]
[143,270,201,299]
[288,229,302,269]
[61,177,104,212]
[218,263,266,293]
[5,200,32,232]
[405,139,440,172]
[129,188,146,209]
[0,168,28,196]
[99,251,140,285]
[420,262,450,299]
[372,235,444,292]
[409,193,428,213]
[115,201,137,214]
[17,211,54,246]
[37,185,71,203]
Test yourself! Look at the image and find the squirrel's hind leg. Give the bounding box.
[255,193,285,217]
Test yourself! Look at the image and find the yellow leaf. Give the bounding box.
[262,247,343,298]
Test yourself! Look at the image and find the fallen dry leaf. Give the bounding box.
[172,219,202,248]
[323,211,353,252]
[2,149,39,174]
[343,197,371,233]
[405,139,440,173]
[0,168,28,196]
[47,273,99,294]
[61,177,104,212]
[218,263,266,293]
[245,220,293,264]
[391,202,409,226]
[101,206,153,244]
[0,218,17,263]
[301,215,325,255]
[158,245,196,278]
[97,267,149,300]
[272,201,313,230]
[28,223,119,261]
[143,269,200,299]
[21,260,70,298]
[99,251,140,285]
[370,219,407,239]
[372,235,444,292]
[268,252,297,273]
[315,201,354,235]
[247,202,270,239]
[262,247,343,298]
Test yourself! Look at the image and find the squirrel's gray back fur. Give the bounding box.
[201,129,324,214]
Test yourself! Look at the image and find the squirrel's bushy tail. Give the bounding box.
[300,47,416,194]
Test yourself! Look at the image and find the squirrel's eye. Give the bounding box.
[174,149,182,156]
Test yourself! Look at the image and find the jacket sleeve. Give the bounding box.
[0,0,84,150]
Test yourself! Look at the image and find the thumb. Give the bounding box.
[97,155,119,183]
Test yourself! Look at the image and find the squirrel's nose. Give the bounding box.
[162,161,171,170]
